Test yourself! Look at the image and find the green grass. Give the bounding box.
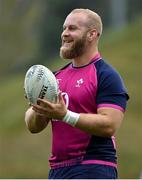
[0,18,142,178]
[0,129,51,178]
[0,75,26,133]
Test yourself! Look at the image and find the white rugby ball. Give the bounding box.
[24,65,59,104]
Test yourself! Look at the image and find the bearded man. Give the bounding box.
[25,8,129,179]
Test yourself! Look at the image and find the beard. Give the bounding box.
[60,32,88,59]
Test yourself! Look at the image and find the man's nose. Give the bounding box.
[62,28,70,37]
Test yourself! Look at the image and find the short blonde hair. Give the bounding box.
[70,8,103,37]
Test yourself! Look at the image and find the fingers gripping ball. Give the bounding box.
[24,65,59,104]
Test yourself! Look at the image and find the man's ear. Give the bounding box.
[87,29,98,42]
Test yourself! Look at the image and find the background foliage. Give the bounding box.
[0,0,142,178]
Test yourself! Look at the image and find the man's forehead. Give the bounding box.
[63,12,88,27]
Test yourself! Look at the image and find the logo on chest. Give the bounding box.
[75,78,84,87]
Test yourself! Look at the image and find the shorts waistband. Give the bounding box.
[50,158,117,169]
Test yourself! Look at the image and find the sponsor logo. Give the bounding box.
[38,85,48,99]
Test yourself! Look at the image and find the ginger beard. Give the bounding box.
[60,31,89,59]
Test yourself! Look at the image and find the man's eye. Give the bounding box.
[69,26,77,31]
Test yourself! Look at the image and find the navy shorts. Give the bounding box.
[48,164,118,179]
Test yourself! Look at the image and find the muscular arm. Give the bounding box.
[32,94,124,137]
[75,107,124,137]
[25,107,50,133]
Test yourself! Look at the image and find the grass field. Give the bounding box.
[0,18,142,178]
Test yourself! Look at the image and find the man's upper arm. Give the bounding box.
[97,107,124,133]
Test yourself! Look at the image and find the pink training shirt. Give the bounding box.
[49,53,129,169]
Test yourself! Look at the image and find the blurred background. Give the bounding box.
[0,0,142,178]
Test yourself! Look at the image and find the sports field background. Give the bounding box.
[0,1,142,178]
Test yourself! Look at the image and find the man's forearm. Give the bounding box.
[75,108,124,137]
[25,107,49,133]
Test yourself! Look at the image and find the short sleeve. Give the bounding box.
[95,60,129,111]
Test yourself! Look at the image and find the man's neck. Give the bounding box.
[72,48,99,67]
